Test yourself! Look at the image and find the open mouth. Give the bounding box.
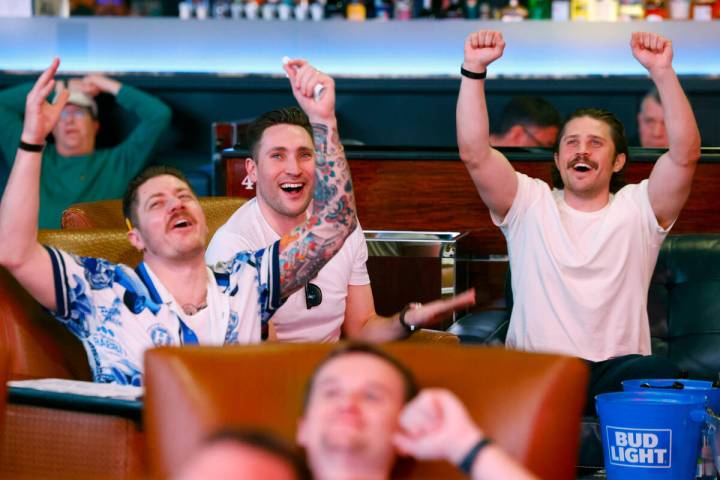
[573,164,592,172]
[168,216,194,231]
[280,182,305,194]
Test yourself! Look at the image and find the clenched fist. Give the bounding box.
[463,30,505,74]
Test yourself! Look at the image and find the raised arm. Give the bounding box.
[0,59,69,310]
[394,389,538,480]
[277,60,357,298]
[635,32,702,229]
[457,30,518,220]
[74,74,171,176]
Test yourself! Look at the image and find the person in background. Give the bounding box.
[0,72,171,228]
[297,343,537,480]
[636,87,669,148]
[176,428,311,480]
[488,96,561,148]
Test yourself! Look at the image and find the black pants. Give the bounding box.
[584,354,680,415]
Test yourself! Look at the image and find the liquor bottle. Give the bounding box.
[551,0,571,18]
[394,0,412,18]
[668,0,690,17]
[618,0,644,20]
[691,0,714,19]
[501,0,528,19]
[346,0,367,19]
[570,0,592,19]
[325,0,346,17]
[644,0,667,19]
[465,0,480,17]
[444,0,464,16]
[528,0,551,18]
[594,0,619,19]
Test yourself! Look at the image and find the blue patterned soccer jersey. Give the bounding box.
[44,242,282,386]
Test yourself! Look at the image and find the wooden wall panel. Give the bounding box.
[225,156,720,255]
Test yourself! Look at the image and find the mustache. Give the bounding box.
[568,155,599,170]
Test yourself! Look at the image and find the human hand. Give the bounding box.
[68,74,121,97]
[464,30,505,73]
[631,32,673,75]
[393,388,484,465]
[283,59,335,123]
[403,288,475,330]
[22,58,69,145]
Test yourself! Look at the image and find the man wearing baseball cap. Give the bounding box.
[0,73,171,228]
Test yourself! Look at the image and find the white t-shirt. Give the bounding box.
[492,173,671,361]
[206,198,370,342]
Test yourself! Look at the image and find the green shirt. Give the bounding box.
[0,83,171,228]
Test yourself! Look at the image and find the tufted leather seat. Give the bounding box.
[61,196,246,239]
[648,234,720,379]
[0,229,146,480]
[144,343,588,480]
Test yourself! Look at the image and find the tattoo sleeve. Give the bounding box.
[277,120,357,297]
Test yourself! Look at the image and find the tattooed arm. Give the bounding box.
[277,60,357,298]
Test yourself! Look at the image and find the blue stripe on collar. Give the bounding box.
[134,262,164,304]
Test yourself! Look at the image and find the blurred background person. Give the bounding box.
[0,73,171,228]
[489,96,561,147]
[636,87,669,148]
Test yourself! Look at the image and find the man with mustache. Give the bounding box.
[456,31,699,399]
[0,58,356,385]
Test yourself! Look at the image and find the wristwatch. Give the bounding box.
[399,302,422,334]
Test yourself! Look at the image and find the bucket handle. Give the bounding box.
[640,381,685,390]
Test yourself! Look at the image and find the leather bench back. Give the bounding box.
[145,343,588,480]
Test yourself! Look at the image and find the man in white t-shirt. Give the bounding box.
[457,31,700,401]
[0,58,358,384]
[207,61,475,343]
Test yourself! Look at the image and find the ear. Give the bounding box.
[296,416,308,447]
[245,157,258,183]
[613,152,626,172]
[553,151,560,169]
[507,125,525,144]
[127,228,145,253]
[93,120,100,135]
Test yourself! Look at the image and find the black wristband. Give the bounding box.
[398,303,419,334]
[460,66,487,80]
[18,140,45,152]
[458,437,492,475]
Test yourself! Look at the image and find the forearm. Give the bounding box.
[470,445,538,480]
[346,313,407,342]
[651,68,701,164]
[0,148,42,268]
[457,76,494,165]
[278,116,357,296]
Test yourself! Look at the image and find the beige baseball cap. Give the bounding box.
[66,89,98,118]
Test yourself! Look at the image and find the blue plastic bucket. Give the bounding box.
[596,391,707,480]
[623,378,720,413]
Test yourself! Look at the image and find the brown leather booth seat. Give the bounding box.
[0,229,146,480]
[61,196,246,239]
[144,343,589,480]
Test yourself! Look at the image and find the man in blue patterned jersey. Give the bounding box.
[0,58,356,385]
